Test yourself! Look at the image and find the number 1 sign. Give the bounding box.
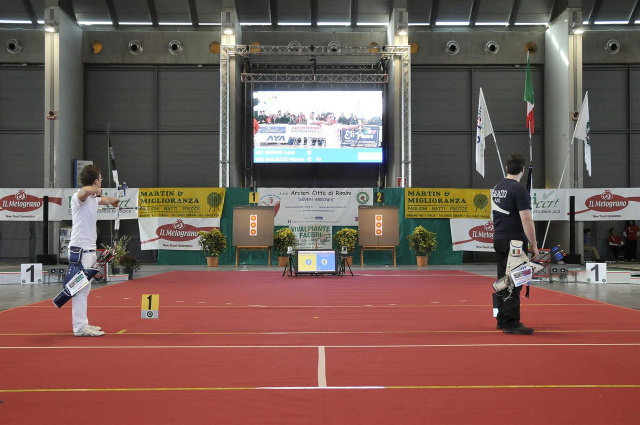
[586,262,607,283]
[21,263,43,284]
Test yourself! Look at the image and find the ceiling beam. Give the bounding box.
[508,0,521,26]
[350,0,358,27]
[587,0,603,24]
[146,0,159,26]
[629,0,640,25]
[469,0,480,26]
[311,0,318,28]
[105,0,119,26]
[429,0,439,26]
[270,0,278,27]
[21,0,37,25]
[187,0,199,26]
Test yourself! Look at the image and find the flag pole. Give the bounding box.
[541,91,589,248]
[491,132,505,178]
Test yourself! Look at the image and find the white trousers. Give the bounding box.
[71,251,96,333]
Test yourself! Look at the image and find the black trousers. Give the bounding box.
[494,239,528,329]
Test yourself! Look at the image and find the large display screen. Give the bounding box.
[295,249,338,274]
[253,90,383,164]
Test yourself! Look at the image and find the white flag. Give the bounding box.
[573,92,591,176]
[475,88,494,177]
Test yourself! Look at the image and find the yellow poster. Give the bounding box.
[138,188,226,218]
[405,188,491,219]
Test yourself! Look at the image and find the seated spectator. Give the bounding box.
[583,228,601,261]
[608,228,625,261]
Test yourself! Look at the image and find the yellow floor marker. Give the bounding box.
[141,294,159,319]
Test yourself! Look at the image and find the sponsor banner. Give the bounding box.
[530,189,565,221]
[255,124,382,148]
[569,188,640,221]
[57,188,139,221]
[138,188,226,218]
[138,217,220,250]
[290,224,333,249]
[258,188,373,226]
[0,189,63,221]
[255,124,324,146]
[450,219,495,252]
[405,188,491,219]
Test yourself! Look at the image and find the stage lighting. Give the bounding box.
[605,39,620,54]
[90,41,103,54]
[128,40,143,55]
[6,39,22,54]
[484,41,499,54]
[209,41,221,54]
[445,41,459,55]
[168,40,183,55]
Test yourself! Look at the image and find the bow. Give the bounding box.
[107,125,125,230]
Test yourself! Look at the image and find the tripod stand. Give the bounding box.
[339,255,353,276]
[282,254,295,277]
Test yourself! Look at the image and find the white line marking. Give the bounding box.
[318,346,327,387]
[1,343,638,350]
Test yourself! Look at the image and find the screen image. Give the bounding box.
[253,91,383,164]
[295,249,338,274]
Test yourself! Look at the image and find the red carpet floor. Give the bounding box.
[1,270,639,424]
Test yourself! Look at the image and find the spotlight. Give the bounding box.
[605,39,620,54]
[90,41,102,54]
[288,40,301,52]
[445,41,459,55]
[484,41,499,54]
[128,40,143,55]
[328,41,341,53]
[209,41,221,54]
[6,39,22,54]
[168,40,183,55]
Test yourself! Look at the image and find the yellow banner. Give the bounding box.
[405,188,491,219]
[138,188,226,218]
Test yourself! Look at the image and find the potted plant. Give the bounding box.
[118,253,141,280]
[407,225,437,267]
[274,227,296,266]
[197,228,228,266]
[333,228,359,266]
[104,235,131,275]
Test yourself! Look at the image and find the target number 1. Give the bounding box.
[141,294,159,319]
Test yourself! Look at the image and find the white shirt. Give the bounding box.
[69,192,99,250]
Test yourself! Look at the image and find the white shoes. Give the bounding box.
[74,326,105,337]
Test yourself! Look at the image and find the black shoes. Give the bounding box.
[496,323,504,330]
[502,323,534,335]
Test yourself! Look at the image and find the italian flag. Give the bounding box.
[524,52,534,134]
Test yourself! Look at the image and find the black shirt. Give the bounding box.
[492,178,531,242]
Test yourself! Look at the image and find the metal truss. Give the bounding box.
[233,45,407,57]
[241,73,387,84]
[250,63,380,72]
[219,47,230,187]
[220,45,411,188]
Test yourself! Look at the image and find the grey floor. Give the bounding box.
[1,262,639,312]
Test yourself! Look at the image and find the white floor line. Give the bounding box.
[318,346,327,387]
[2,343,639,350]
